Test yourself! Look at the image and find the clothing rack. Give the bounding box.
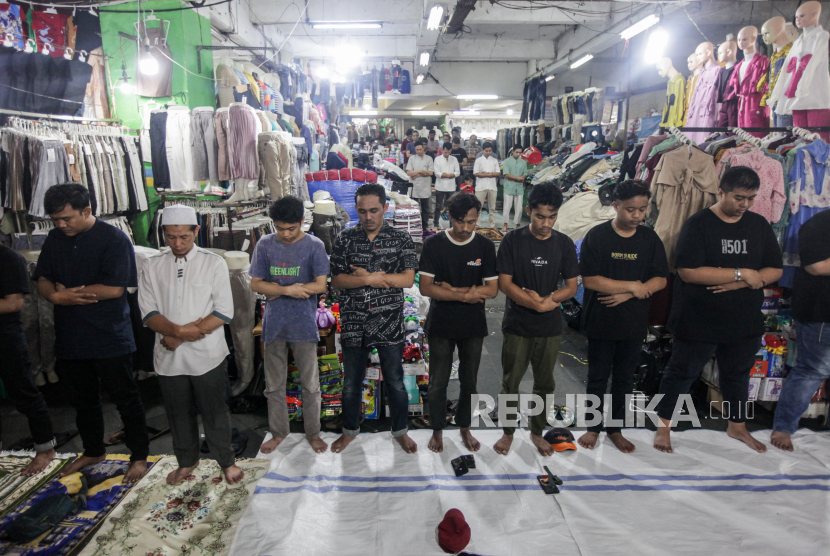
[0,108,120,124]
[666,126,830,133]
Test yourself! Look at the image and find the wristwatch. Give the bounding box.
[734,268,742,282]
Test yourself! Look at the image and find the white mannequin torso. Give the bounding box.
[739,51,756,82]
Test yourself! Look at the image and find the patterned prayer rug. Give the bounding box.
[79,457,268,556]
[0,454,160,555]
[0,452,70,517]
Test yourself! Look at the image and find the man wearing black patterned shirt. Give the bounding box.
[330,183,419,454]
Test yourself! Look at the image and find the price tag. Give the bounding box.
[83,144,92,156]
[47,148,56,163]
[104,143,114,155]
[95,142,104,154]
[241,239,250,251]
[68,154,75,165]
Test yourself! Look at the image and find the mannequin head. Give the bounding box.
[717,41,737,66]
[761,17,787,46]
[784,23,800,42]
[656,57,678,78]
[695,42,716,67]
[737,26,759,56]
[795,1,821,29]
[687,53,702,73]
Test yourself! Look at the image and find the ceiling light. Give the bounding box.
[118,63,133,94]
[350,110,378,116]
[333,44,364,67]
[545,75,555,82]
[570,54,593,69]
[427,5,444,30]
[453,110,479,115]
[644,27,669,64]
[620,14,660,40]
[506,108,514,115]
[311,22,382,29]
[139,45,158,75]
[411,111,440,116]
[456,94,498,100]
[316,65,329,79]
[415,73,425,84]
[419,51,430,66]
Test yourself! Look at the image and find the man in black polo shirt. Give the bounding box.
[495,182,579,456]
[0,245,56,476]
[450,138,468,189]
[419,192,498,453]
[771,209,830,451]
[35,183,150,482]
[330,183,419,454]
[654,167,783,454]
[577,180,668,453]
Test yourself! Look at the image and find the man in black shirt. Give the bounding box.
[330,183,419,454]
[654,167,783,454]
[0,245,56,476]
[450,138,468,189]
[771,209,830,451]
[419,193,498,453]
[495,183,579,456]
[34,184,150,482]
[578,180,668,453]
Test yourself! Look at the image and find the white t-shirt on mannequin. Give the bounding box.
[739,51,756,83]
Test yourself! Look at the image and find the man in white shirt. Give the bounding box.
[432,142,461,231]
[138,205,243,486]
[473,142,500,228]
[405,141,434,231]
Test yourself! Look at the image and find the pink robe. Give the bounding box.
[728,54,771,136]
[684,64,722,143]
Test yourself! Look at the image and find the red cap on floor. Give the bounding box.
[438,508,471,553]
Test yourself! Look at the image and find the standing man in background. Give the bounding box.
[0,244,56,476]
[139,205,243,485]
[473,142,500,229]
[426,130,440,156]
[406,142,435,232]
[501,146,528,233]
[250,196,330,455]
[432,142,461,231]
[35,183,149,483]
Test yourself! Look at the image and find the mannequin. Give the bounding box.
[784,23,800,43]
[728,27,770,136]
[760,16,795,127]
[225,102,259,203]
[770,1,830,140]
[657,57,686,127]
[682,53,703,126]
[717,40,739,127]
[224,251,256,396]
[685,42,722,142]
[310,143,321,172]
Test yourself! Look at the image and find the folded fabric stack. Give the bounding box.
[393,207,423,243]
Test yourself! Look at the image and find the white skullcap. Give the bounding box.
[313,190,333,202]
[162,204,198,226]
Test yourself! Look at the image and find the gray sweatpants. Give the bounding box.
[263,340,321,439]
[191,108,219,182]
[158,360,235,469]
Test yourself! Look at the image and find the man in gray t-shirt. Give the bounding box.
[405,142,434,231]
[250,197,330,454]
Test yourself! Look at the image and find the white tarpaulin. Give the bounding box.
[230,429,830,556]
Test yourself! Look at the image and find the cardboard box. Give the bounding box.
[365,366,381,381]
[404,375,420,404]
[750,361,769,378]
[748,377,762,402]
[762,288,784,315]
[403,361,427,376]
[810,380,828,403]
[363,379,379,419]
[766,352,786,377]
[759,377,783,402]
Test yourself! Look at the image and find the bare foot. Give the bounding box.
[308,436,328,454]
[395,434,418,454]
[726,422,767,453]
[501,227,508,233]
[222,464,245,485]
[428,431,443,453]
[770,430,794,452]
[259,436,284,454]
[530,433,554,456]
[59,454,106,477]
[124,460,149,484]
[653,417,673,453]
[331,434,356,454]
[578,431,599,450]
[21,449,56,477]
[460,428,480,452]
[493,434,513,455]
[608,432,636,454]
[167,463,199,485]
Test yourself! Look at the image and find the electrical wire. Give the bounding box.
[682,3,710,43]
[256,0,310,69]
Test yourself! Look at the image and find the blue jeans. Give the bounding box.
[342,343,409,437]
[773,321,830,434]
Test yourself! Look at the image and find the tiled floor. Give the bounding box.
[0,208,787,460]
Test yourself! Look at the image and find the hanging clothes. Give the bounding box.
[661,74,686,127]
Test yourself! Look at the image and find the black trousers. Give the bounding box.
[56,354,150,461]
[433,191,452,228]
[428,336,484,430]
[585,338,642,434]
[416,197,430,230]
[149,111,170,189]
[0,322,55,450]
[656,337,760,424]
